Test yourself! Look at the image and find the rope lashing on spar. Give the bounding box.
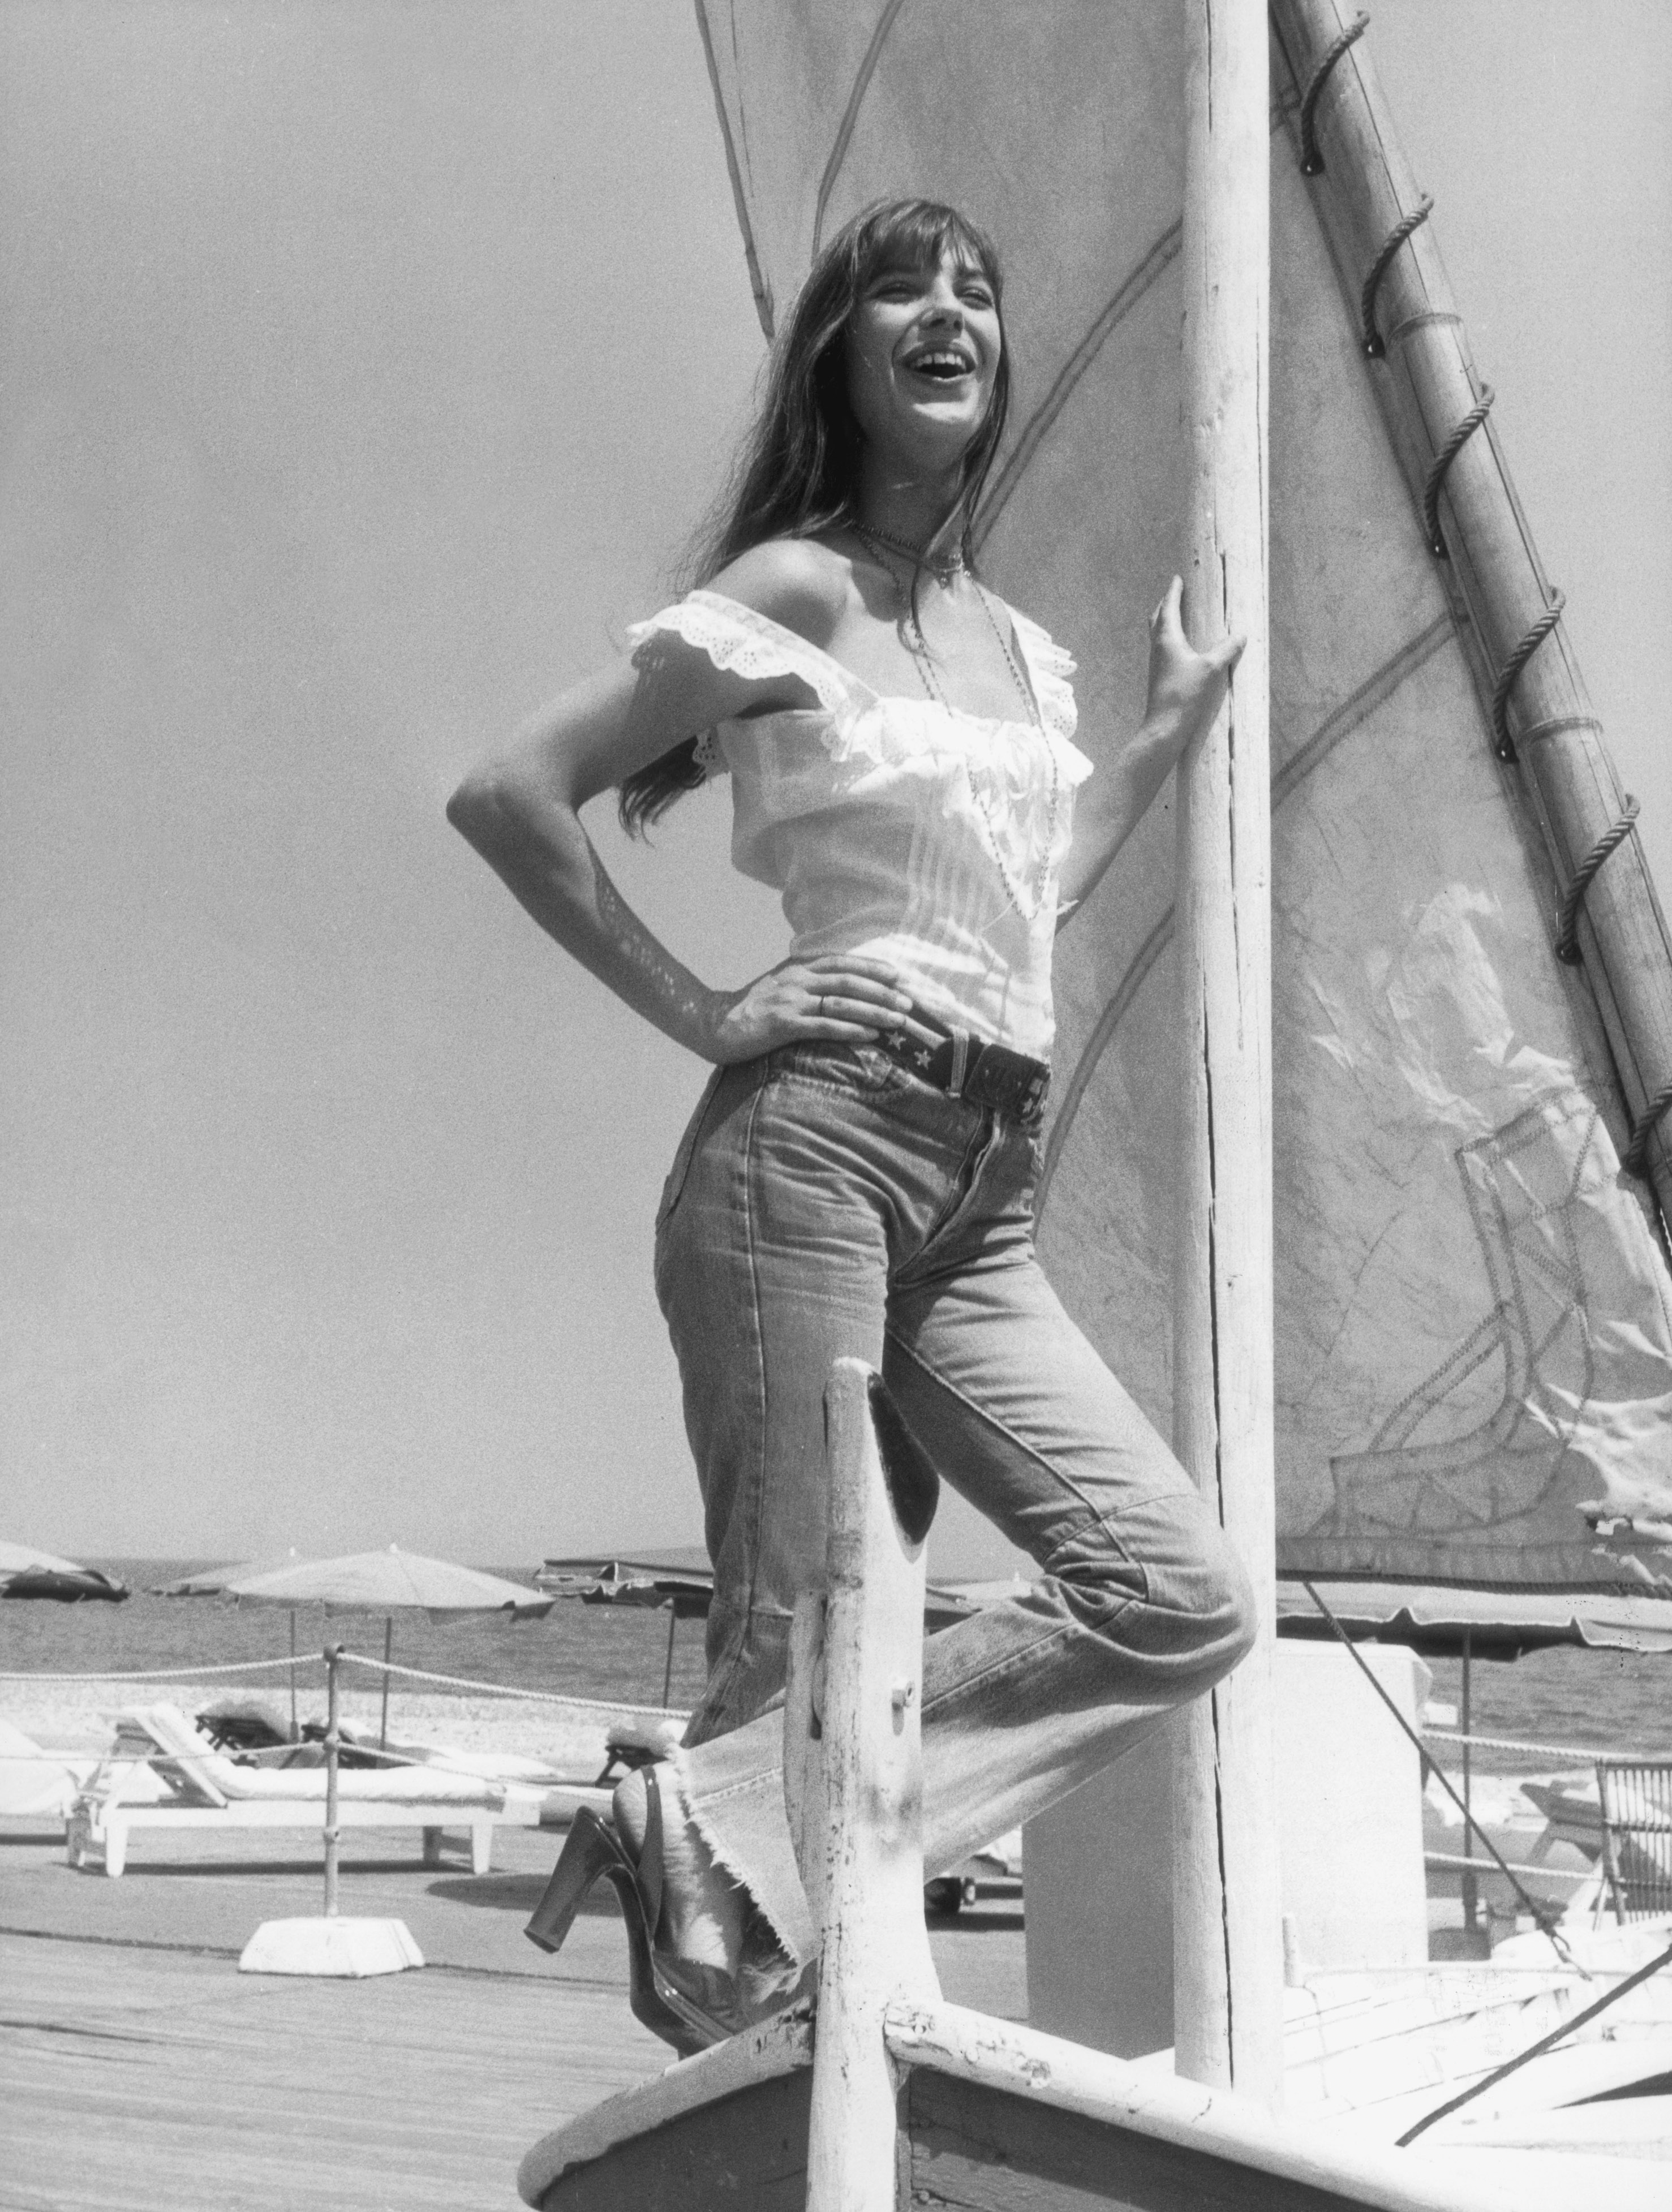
[1555,797,1640,963]
[1361,192,1434,357]
[1421,384,1494,557]
[1490,589,1565,760]
[1624,1079,1672,1178]
[1297,9,1370,174]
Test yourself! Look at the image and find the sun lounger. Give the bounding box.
[0,1719,106,1821]
[65,1703,511,1878]
[333,1721,617,1827]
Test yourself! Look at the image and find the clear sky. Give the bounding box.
[3,2,1668,1574]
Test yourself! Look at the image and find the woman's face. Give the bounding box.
[845,248,1002,474]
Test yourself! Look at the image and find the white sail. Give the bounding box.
[695,0,1672,1607]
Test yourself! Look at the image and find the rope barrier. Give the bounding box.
[330,1648,681,1719]
[1555,797,1639,963]
[1490,589,1565,759]
[1424,1725,1657,1765]
[1361,192,1433,358]
[0,1654,320,1684]
[1297,9,1370,174]
[1623,1078,1672,1180]
[1421,384,1493,558]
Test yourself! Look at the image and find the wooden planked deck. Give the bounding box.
[0,1821,1025,2210]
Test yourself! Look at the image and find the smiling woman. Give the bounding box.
[446,193,1254,2058]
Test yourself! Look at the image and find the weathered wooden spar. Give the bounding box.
[1272,0,1672,1224]
[519,1364,1659,2210]
[1171,0,1283,2105]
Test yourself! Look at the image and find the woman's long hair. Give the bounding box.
[619,197,1011,833]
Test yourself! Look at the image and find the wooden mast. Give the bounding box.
[1172,0,1285,2101]
[1270,0,1672,1230]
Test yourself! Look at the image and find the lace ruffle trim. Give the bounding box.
[1009,610,1080,746]
[625,590,872,777]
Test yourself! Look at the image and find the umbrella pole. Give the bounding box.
[1460,1630,1477,1935]
[661,1604,677,1708]
[323,1643,342,1919]
[380,1617,393,1749]
[288,1609,299,1742]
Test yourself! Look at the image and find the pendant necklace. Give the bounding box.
[853,525,1060,918]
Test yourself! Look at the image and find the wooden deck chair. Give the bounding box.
[1597,1761,1672,1923]
[66,1702,510,1877]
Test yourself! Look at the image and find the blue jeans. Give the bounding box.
[654,1040,1257,1962]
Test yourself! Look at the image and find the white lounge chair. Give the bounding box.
[333,1721,609,1827]
[65,1703,511,1877]
[0,1719,105,1821]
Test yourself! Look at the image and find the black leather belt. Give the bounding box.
[870,1009,1050,1122]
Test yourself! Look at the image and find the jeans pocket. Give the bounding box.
[772,1040,911,1099]
[655,1066,724,1233]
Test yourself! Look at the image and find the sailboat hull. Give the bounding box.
[520,1996,1670,2211]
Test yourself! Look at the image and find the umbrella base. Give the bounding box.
[238,1916,423,1977]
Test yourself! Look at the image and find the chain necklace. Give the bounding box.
[856,528,1060,919]
[852,518,965,585]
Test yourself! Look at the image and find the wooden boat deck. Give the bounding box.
[0,1817,1026,2210]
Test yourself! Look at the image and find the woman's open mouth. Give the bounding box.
[902,346,975,384]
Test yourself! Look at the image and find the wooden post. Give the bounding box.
[1172,0,1285,2101]
[323,1642,342,1919]
[802,1359,939,2212]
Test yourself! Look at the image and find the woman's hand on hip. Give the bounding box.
[703,956,940,1065]
[1141,574,1245,764]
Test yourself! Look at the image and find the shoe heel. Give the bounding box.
[525,1808,617,1954]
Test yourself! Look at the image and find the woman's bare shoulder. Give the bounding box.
[704,537,852,655]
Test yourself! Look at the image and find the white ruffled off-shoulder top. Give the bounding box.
[625,589,1094,1061]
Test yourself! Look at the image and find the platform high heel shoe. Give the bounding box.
[526,1766,804,2056]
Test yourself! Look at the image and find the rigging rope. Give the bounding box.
[1297,9,1370,175]
[1299,1582,1578,1966]
[1623,1078,1672,1180]
[1361,192,1433,356]
[1490,590,1565,759]
[1396,1936,1672,2145]
[1421,384,1494,558]
[1555,797,1640,963]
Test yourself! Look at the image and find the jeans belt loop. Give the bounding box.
[949,1031,970,1098]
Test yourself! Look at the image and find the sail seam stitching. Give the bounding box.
[811,0,909,259]
[1037,617,1452,1215]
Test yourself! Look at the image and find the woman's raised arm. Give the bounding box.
[1056,577,1243,927]
[447,545,936,1062]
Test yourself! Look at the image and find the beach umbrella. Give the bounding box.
[536,1549,1005,1705]
[149,1549,309,1597]
[223,1546,553,1744]
[226,1548,553,1980]
[152,1552,313,1735]
[0,1542,128,1604]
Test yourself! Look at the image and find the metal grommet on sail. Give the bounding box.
[1555,797,1640,964]
[1298,10,1370,175]
[1361,193,1434,357]
[1490,591,1565,760]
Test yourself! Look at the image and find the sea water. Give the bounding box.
[3,1559,1667,1768]
[0,1559,710,1719]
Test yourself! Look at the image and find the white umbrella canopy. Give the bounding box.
[223,1547,554,1752]
[150,1548,311,1598]
[222,1546,553,1620]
